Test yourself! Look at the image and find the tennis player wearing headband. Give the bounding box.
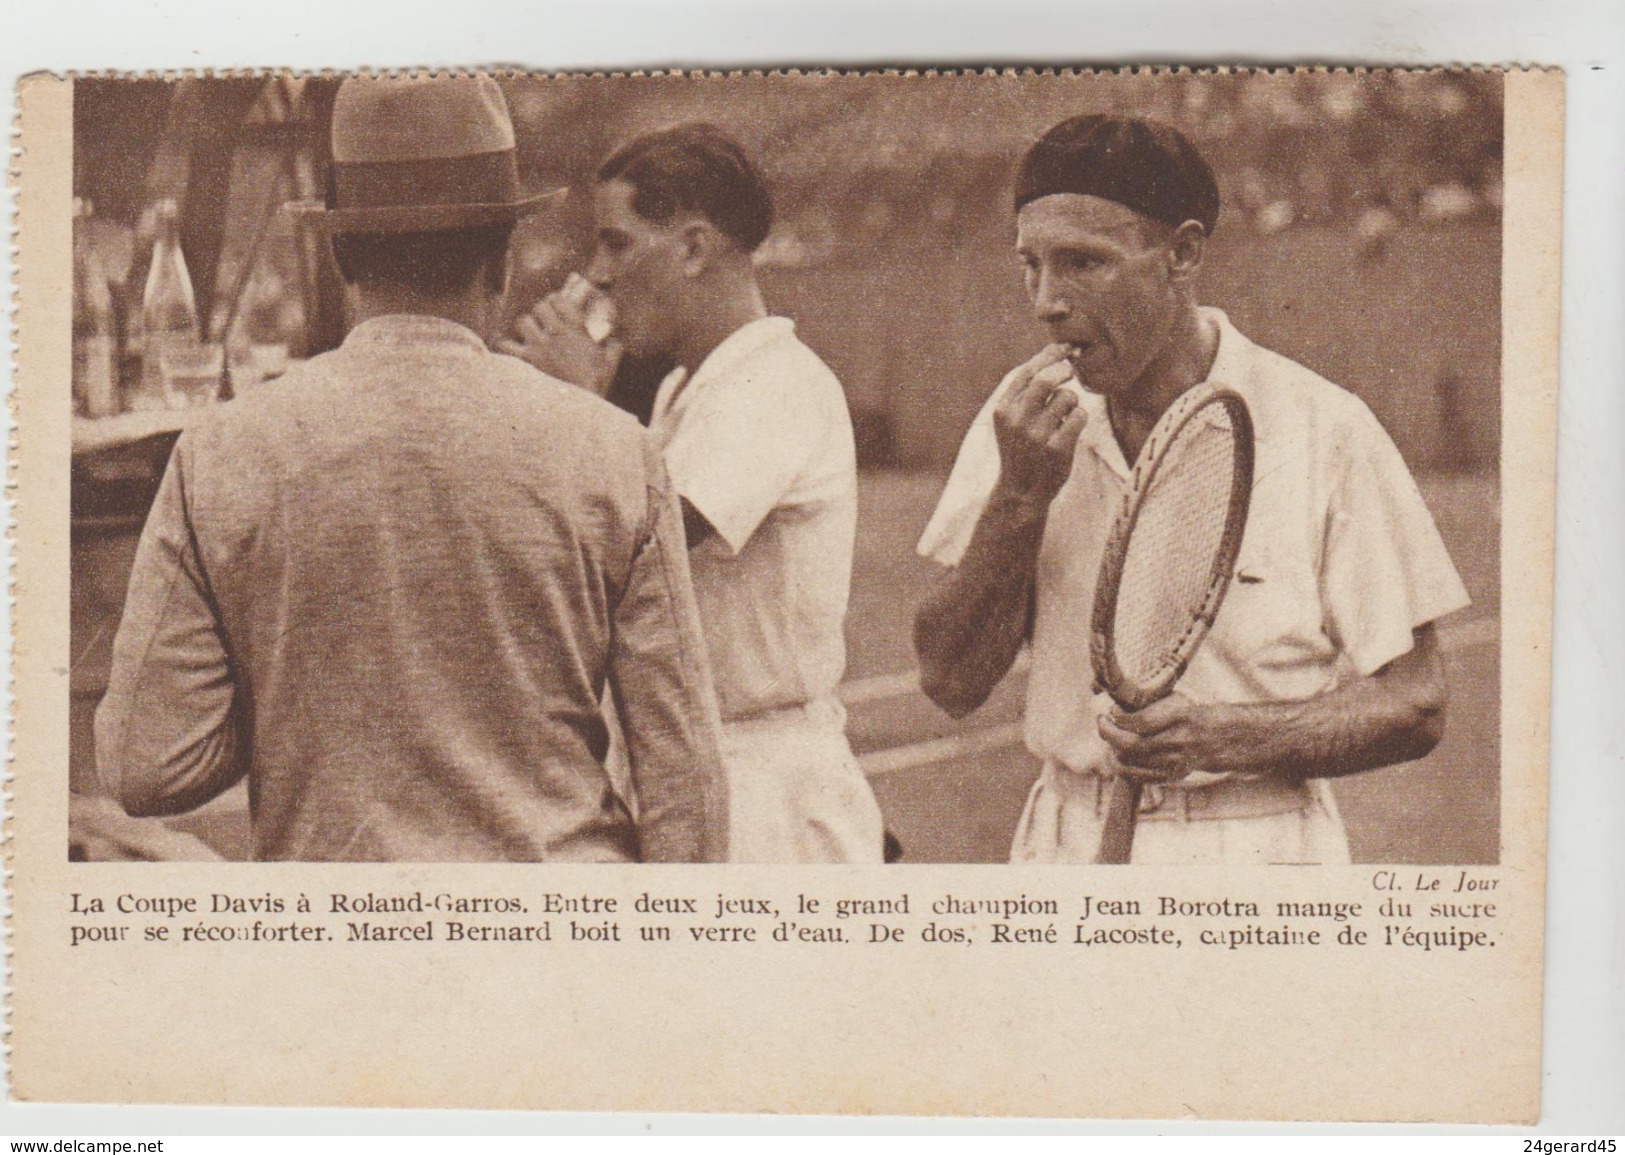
[914,114,1470,865]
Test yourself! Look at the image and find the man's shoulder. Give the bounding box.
[182,346,653,483]
[1226,325,1412,497]
[180,350,340,445]
[484,351,646,434]
[1226,323,1381,431]
[211,346,640,433]
[477,356,664,492]
[746,322,844,393]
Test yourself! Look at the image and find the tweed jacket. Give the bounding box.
[96,314,728,862]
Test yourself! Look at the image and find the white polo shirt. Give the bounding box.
[650,317,857,725]
[919,308,1470,773]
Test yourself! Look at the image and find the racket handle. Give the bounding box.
[1094,777,1143,864]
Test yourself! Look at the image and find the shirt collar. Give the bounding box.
[652,316,796,427]
[343,314,489,356]
[1074,390,1127,480]
[1201,308,1259,407]
[688,316,796,389]
[1074,306,1266,481]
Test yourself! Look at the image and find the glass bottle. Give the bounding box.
[133,197,202,411]
[119,204,156,397]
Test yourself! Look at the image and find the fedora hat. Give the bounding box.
[319,74,558,234]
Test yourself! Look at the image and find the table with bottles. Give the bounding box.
[74,194,305,452]
[72,194,301,860]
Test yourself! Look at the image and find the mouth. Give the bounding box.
[1061,341,1111,393]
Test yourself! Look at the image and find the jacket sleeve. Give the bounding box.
[94,438,247,817]
[607,438,730,863]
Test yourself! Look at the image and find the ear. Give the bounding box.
[1167,220,1207,283]
[678,219,717,278]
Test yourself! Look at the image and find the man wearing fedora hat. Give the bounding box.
[96,75,730,862]
[914,113,1468,865]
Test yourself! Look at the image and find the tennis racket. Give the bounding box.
[1089,384,1255,864]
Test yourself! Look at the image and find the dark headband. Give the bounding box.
[1015,114,1220,234]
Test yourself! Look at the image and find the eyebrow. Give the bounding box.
[1016,237,1121,257]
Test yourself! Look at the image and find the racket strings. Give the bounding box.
[1110,416,1238,690]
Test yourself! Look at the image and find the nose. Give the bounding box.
[1032,268,1070,324]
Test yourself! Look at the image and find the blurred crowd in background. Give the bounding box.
[73,69,1502,471]
[504,69,1502,263]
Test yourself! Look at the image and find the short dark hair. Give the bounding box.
[598,124,773,252]
[330,224,513,294]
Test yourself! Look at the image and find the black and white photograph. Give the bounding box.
[67,70,1504,866]
[7,60,1569,1122]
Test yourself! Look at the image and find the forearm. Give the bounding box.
[1199,630,1447,781]
[913,486,1050,718]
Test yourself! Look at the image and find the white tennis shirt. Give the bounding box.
[919,308,1471,772]
[650,317,857,725]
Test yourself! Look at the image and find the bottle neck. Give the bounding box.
[155,209,181,250]
[144,206,199,338]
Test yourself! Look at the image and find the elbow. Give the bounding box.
[913,617,984,719]
[1396,680,1448,764]
[918,664,983,721]
[94,712,154,817]
[1411,694,1447,760]
[119,781,168,820]
[115,764,201,819]
[1368,627,1450,768]
[98,722,242,819]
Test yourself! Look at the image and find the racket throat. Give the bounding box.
[1094,777,1144,865]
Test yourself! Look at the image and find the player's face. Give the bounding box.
[1015,193,1184,398]
[586,179,688,359]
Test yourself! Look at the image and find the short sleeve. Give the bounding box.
[1321,403,1471,676]
[660,361,820,556]
[915,367,1022,568]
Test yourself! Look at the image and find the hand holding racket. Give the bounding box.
[1088,384,1255,864]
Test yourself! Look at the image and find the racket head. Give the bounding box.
[1090,384,1255,711]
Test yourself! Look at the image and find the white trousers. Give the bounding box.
[722,698,884,864]
[1011,761,1352,866]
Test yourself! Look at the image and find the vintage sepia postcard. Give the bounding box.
[8,67,1562,1120]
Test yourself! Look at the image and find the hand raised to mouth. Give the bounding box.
[498,274,623,398]
[991,343,1090,507]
